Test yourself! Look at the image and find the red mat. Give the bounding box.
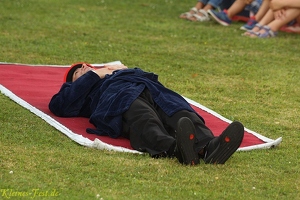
[0,62,282,153]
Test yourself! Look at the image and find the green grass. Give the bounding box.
[1,0,300,199]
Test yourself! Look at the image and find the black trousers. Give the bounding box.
[122,89,215,156]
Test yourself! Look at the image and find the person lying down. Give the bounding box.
[49,62,244,165]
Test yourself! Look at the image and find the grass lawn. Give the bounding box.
[0,0,299,199]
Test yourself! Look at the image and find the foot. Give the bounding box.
[176,117,200,165]
[188,9,210,22]
[249,25,277,38]
[242,23,263,37]
[204,121,244,164]
[240,17,258,31]
[207,9,232,26]
[179,7,198,20]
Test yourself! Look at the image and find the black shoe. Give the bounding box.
[204,121,244,164]
[176,117,200,165]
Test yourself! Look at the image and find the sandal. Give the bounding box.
[180,7,198,19]
[248,25,277,38]
[189,9,210,22]
[242,23,263,36]
[256,25,277,38]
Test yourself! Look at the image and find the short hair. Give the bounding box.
[63,62,93,82]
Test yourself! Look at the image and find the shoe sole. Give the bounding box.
[176,117,200,165]
[207,10,230,26]
[240,26,249,31]
[204,121,244,164]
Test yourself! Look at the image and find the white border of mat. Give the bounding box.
[0,62,282,152]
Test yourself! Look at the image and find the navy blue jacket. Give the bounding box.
[49,68,203,138]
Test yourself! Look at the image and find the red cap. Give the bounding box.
[63,62,94,82]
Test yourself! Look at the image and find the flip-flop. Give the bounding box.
[176,117,200,165]
[204,121,244,164]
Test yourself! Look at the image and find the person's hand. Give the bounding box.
[243,0,253,5]
[94,64,128,78]
[274,9,286,20]
[270,0,286,11]
[105,64,128,70]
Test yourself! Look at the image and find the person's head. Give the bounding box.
[64,62,94,82]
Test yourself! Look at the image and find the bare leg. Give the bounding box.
[243,9,274,36]
[250,8,300,37]
[297,15,300,23]
[257,9,275,25]
[227,0,250,19]
[254,0,271,21]
[289,15,300,32]
[267,8,300,32]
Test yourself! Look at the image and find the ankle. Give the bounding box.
[224,10,233,19]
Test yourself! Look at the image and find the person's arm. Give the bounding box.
[93,64,127,79]
[49,71,101,117]
[49,65,128,117]
[105,64,128,71]
[273,9,286,20]
[270,0,300,11]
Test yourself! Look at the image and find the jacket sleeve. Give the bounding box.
[48,71,101,117]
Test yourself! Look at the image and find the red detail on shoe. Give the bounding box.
[225,136,230,143]
[232,15,249,22]
[189,134,195,140]
[191,160,195,165]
